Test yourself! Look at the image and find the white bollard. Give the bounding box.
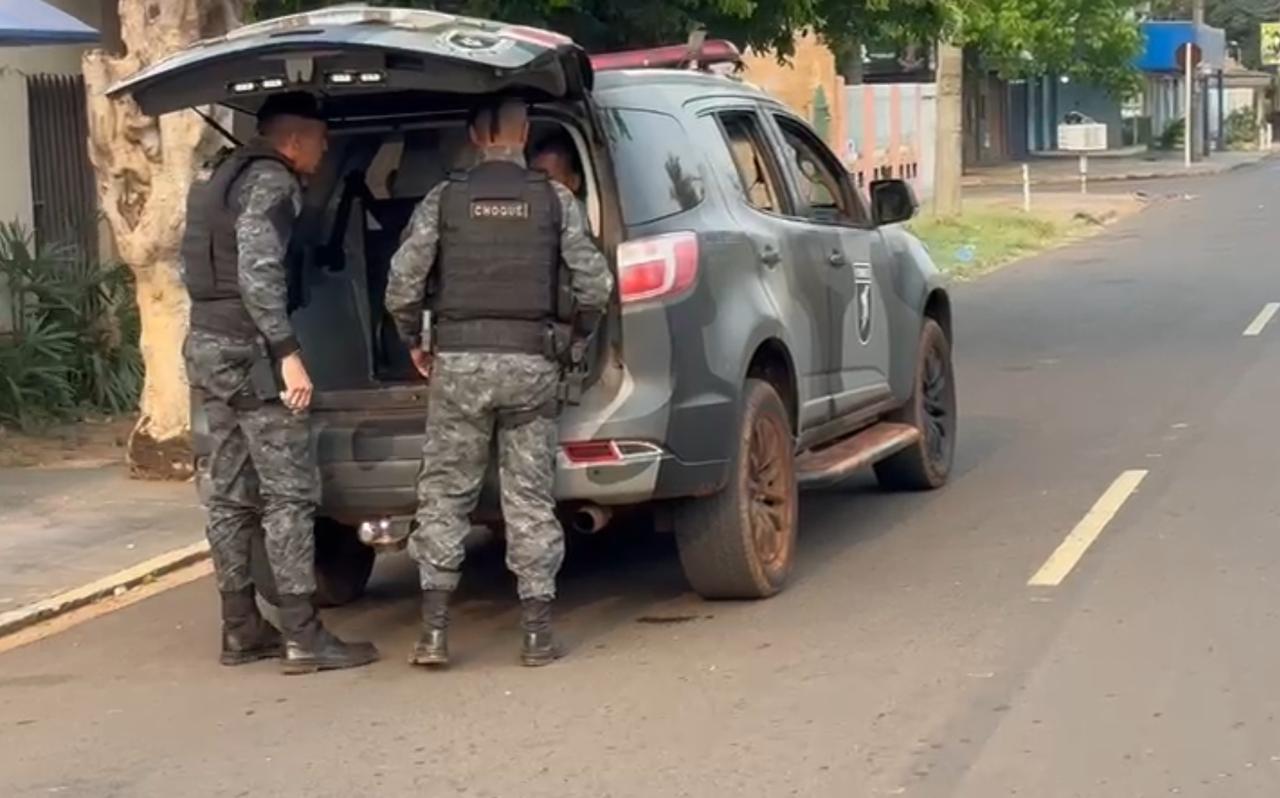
[1184,42,1193,169]
[1022,163,1031,212]
[1079,153,1088,195]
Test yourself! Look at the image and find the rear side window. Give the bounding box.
[601,107,705,225]
[714,110,787,215]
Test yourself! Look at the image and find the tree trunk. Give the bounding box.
[83,0,246,479]
[933,40,964,218]
[836,40,863,85]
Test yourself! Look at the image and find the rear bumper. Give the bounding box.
[191,359,735,523]
[317,444,726,525]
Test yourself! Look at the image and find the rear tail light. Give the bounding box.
[617,231,699,304]
[562,440,665,465]
[562,441,622,465]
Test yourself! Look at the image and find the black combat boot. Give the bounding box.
[219,587,283,666]
[520,598,562,667]
[409,590,451,667]
[277,594,380,675]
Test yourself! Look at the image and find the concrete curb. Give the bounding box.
[962,153,1277,189]
[0,540,211,639]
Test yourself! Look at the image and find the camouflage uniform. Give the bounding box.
[385,150,613,601]
[185,156,319,597]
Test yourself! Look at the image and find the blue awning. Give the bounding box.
[0,0,99,46]
[1136,21,1226,73]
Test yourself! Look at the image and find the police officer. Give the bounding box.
[182,92,378,674]
[385,97,613,668]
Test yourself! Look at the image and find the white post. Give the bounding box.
[1022,163,1031,212]
[1260,101,1267,151]
[1079,153,1088,195]
[1184,42,1193,169]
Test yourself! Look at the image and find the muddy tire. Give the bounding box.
[874,319,956,491]
[250,518,375,608]
[673,379,798,600]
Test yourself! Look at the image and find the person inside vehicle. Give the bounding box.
[530,134,584,198]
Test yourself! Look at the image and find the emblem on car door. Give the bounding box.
[854,264,874,345]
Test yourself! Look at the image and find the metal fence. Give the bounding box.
[27,73,97,261]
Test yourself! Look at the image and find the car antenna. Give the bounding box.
[192,106,242,148]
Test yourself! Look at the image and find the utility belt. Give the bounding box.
[427,313,592,405]
[432,317,564,358]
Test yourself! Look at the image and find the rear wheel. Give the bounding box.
[874,319,956,491]
[673,379,798,600]
[250,518,376,608]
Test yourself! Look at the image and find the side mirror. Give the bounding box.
[870,179,918,226]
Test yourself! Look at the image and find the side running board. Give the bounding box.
[796,422,920,489]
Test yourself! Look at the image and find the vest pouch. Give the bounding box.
[544,322,571,363]
[247,339,283,403]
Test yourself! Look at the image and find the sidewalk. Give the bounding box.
[0,465,205,635]
[963,147,1277,188]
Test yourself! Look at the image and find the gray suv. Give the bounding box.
[112,6,955,604]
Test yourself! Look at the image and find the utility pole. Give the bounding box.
[1191,0,1205,160]
[933,41,964,217]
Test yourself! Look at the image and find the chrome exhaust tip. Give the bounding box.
[569,505,611,535]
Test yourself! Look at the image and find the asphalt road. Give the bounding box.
[5,162,1280,798]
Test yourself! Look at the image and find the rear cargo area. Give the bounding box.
[287,113,603,394]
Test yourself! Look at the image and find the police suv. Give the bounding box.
[110,6,955,604]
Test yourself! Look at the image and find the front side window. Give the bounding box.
[774,115,866,225]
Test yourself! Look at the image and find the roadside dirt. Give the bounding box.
[971,190,1148,228]
[0,416,134,470]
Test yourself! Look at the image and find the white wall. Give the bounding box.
[843,82,938,200]
[0,0,103,333]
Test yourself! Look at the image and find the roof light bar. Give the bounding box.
[590,39,741,73]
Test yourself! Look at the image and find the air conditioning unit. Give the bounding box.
[1058,123,1108,152]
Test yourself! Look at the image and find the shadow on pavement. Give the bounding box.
[318,414,1010,663]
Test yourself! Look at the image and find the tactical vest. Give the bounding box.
[433,160,561,354]
[182,142,295,339]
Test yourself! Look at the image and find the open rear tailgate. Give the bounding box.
[107,6,593,116]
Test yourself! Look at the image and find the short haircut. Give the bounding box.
[257,91,324,134]
[531,133,582,175]
[260,112,326,141]
[468,97,529,142]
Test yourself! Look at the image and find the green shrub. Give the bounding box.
[1158,117,1185,151]
[1224,107,1259,149]
[0,222,142,429]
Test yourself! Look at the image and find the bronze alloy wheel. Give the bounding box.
[747,411,795,583]
[673,378,798,599]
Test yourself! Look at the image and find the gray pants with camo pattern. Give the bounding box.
[409,352,563,601]
[186,329,319,597]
